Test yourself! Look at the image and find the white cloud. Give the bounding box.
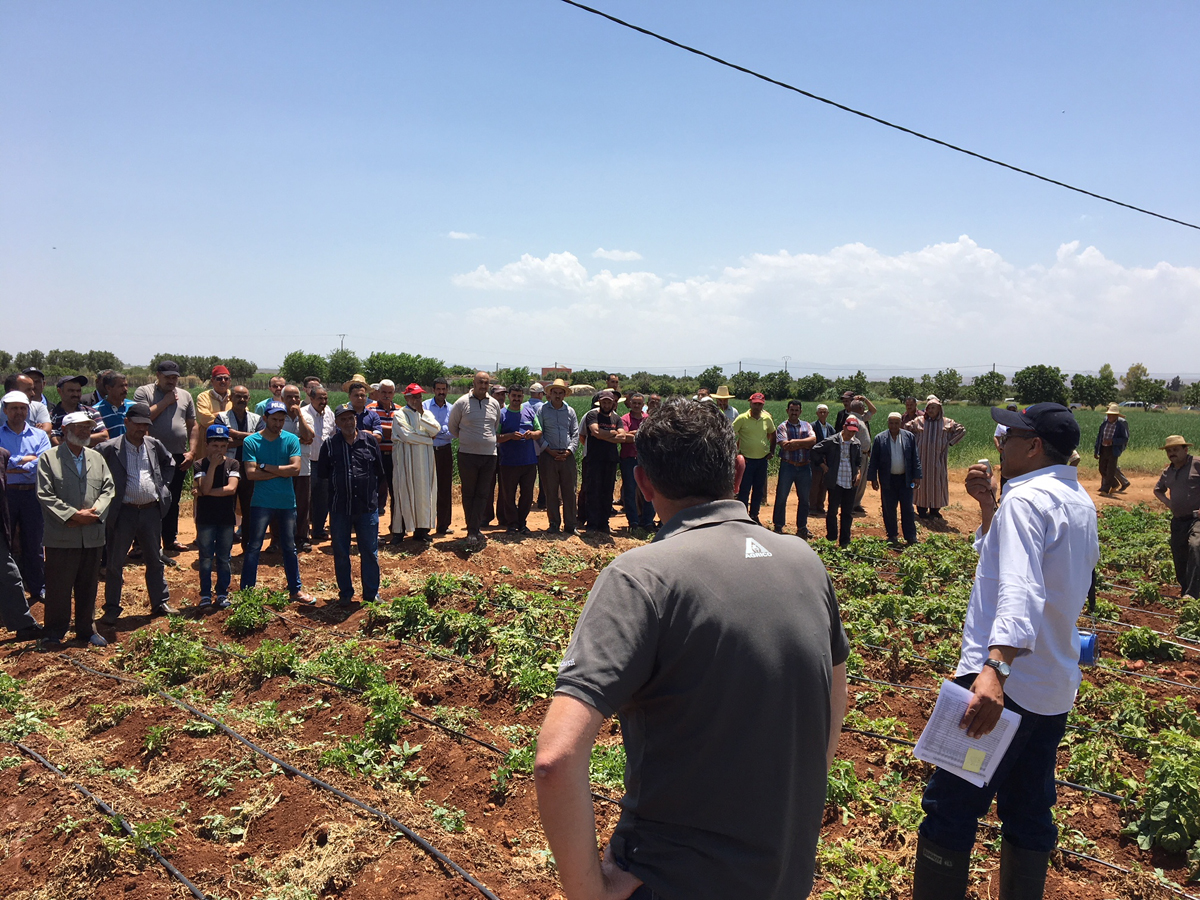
[447,231,480,240]
[592,247,643,261]
[448,237,1200,372]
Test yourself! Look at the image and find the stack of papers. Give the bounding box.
[914,680,1022,788]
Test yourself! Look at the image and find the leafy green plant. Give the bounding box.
[589,744,626,792]
[245,639,299,679]
[1118,626,1185,661]
[1124,731,1200,861]
[1064,735,1139,796]
[199,756,269,797]
[300,640,387,691]
[540,548,587,576]
[182,718,220,737]
[143,724,172,757]
[0,755,22,771]
[1177,599,1200,641]
[53,814,89,836]
[426,800,466,833]
[199,812,246,843]
[120,628,209,684]
[826,759,861,821]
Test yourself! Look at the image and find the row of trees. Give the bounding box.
[278,349,456,390]
[147,353,258,381]
[0,349,258,382]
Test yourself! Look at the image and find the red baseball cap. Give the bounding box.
[749,392,766,403]
[403,383,425,396]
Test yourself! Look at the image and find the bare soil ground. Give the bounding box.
[0,470,1190,900]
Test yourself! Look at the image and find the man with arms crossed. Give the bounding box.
[913,403,1098,899]
[536,399,849,900]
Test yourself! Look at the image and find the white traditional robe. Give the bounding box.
[393,404,440,531]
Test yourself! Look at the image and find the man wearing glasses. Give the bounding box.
[913,403,1098,900]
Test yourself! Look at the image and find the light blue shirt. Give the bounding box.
[957,465,1099,716]
[537,401,579,454]
[0,421,52,485]
[423,397,453,448]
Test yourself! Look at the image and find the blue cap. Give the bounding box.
[333,403,356,418]
[263,399,287,416]
[206,423,231,441]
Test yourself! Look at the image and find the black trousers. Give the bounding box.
[826,483,856,547]
[879,472,917,544]
[433,444,453,532]
[585,458,619,532]
[457,452,497,536]
[378,452,393,517]
[1171,515,1200,599]
[310,475,331,537]
[499,464,537,528]
[162,453,187,548]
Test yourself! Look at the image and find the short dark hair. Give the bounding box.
[635,399,737,501]
[904,396,917,403]
[787,399,802,409]
[303,375,322,387]
[1041,440,1070,465]
[3,373,21,392]
[508,384,524,394]
[627,391,644,401]
[433,376,450,388]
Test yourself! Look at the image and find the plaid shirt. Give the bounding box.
[1101,420,1117,444]
[776,419,814,465]
[836,436,856,489]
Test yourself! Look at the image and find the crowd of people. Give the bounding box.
[2,357,1200,900]
[1,363,1198,648]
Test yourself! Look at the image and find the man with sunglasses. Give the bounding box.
[195,365,233,458]
[913,403,1098,900]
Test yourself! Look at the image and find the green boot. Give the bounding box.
[998,838,1051,900]
[912,834,971,900]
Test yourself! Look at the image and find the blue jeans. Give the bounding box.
[240,507,301,594]
[735,456,769,520]
[919,674,1068,853]
[620,458,655,528]
[330,510,380,603]
[196,523,235,600]
[772,460,812,535]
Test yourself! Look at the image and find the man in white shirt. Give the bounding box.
[423,377,455,535]
[302,384,335,541]
[914,403,1098,900]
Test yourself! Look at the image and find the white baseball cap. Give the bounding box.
[1,391,30,407]
[62,410,93,427]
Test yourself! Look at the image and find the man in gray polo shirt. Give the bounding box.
[133,359,197,554]
[536,399,849,900]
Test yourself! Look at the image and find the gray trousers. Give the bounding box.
[0,531,38,633]
[538,452,578,530]
[105,503,170,616]
[44,546,102,639]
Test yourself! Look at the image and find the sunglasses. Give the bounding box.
[999,428,1039,447]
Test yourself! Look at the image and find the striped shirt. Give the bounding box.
[368,401,398,452]
[836,436,855,489]
[95,398,132,438]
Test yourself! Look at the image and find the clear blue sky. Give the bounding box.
[4,1,1197,379]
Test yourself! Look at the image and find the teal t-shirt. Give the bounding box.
[243,430,302,509]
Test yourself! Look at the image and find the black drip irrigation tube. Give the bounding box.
[61,656,504,900]
[13,742,209,900]
[849,674,933,693]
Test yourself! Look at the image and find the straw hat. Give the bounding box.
[1162,435,1192,450]
[1106,403,1121,415]
[712,385,735,399]
[547,378,569,393]
[342,373,369,392]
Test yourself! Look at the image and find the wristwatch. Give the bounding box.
[984,659,1011,678]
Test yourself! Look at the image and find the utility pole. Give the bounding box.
[337,334,346,351]
[738,360,742,374]
[782,355,791,374]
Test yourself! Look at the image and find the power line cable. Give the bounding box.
[557,0,1200,232]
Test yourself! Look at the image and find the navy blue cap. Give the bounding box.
[991,403,1080,456]
[263,399,287,416]
[333,403,356,417]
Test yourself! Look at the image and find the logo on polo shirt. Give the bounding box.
[745,537,772,559]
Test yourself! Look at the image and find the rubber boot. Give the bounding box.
[998,838,1050,900]
[912,834,971,900]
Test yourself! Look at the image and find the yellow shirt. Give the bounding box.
[195,389,231,456]
[731,410,776,460]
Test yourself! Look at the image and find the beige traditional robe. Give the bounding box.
[904,412,966,509]
[392,404,440,531]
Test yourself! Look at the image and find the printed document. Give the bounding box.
[914,679,1022,788]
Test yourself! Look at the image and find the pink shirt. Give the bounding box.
[620,412,646,459]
